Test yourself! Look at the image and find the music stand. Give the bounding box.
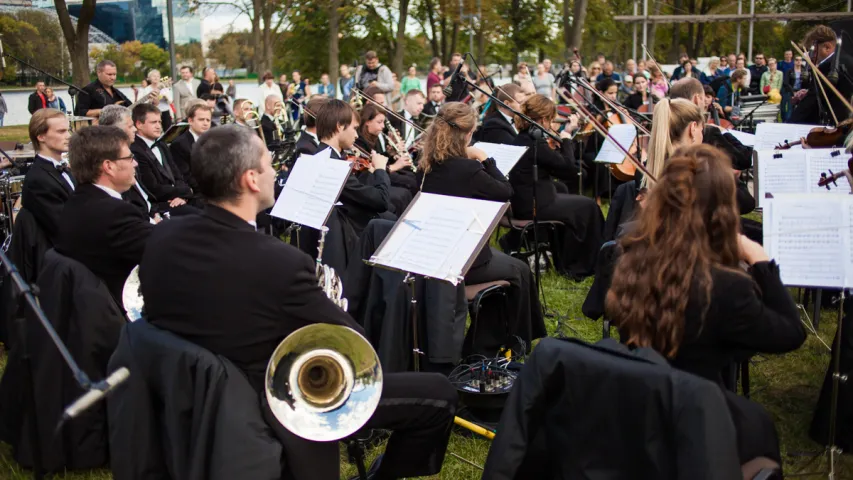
[367,192,509,370]
[269,151,350,230]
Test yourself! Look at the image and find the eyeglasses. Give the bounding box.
[112,154,135,162]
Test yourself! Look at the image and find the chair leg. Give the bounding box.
[346,439,369,480]
[741,360,750,399]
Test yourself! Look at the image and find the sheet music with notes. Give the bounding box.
[471,142,528,177]
[764,194,851,288]
[269,153,352,229]
[755,149,849,207]
[369,193,509,285]
[754,123,824,151]
[594,124,637,164]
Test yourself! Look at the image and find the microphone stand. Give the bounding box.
[2,51,89,117]
[0,248,127,480]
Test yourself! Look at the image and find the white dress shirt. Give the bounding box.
[500,110,518,134]
[140,135,164,166]
[93,183,122,199]
[41,154,75,191]
[403,110,415,148]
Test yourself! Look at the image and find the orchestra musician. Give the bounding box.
[475,83,524,144]
[139,124,457,480]
[423,84,444,117]
[22,109,75,245]
[388,89,426,148]
[606,144,805,467]
[418,102,545,355]
[169,102,213,194]
[316,99,394,232]
[623,74,650,111]
[56,126,154,309]
[260,95,280,147]
[643,99,705,189]
[510,94,604,279]
[789,25,852,125]
[355,103,415,214]
[292,96,328,167]
[231,98,253,126]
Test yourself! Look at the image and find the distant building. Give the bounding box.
[64,0,201,48]
[0,0,33,6]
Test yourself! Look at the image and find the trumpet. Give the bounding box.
[244,109,267,146]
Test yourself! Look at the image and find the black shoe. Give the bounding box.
[347,453,383,480]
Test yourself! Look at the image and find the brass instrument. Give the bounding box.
[383,119,415,171]
[350,89,364,111]
[315,226,347,311]
[244,108,267,146]
[122,265,143,321]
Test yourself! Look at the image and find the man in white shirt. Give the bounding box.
[56,125,154,308]
[389,89,425,148]
[173,65,199,120]
[22,108,75,244]
[130,103,193,208]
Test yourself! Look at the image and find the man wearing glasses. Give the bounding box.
[748,53,768,94]
[56,126,155,309]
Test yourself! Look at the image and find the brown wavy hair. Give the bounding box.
[418,102,477,173]
[605,144,743,358]
[516,94,556,131]
[358,103,385,149]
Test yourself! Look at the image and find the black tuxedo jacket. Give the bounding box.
[476,112,518,145]
[260,115,276,147]
[121,180,168,217]
[131,135,193,203]
[140,204,362,391]
[168,131,199,193]
[789,52,853,125]
[388,111,419,144]
[21,155,76,245]
[423,101,441,117]
[55,183,153,306]
[292,131,320,167]
[317,142,391,230]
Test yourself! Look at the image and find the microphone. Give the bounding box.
[443,61,465,98]
[62,367,130,420]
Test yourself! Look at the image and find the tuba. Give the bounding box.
[123,265,143,321]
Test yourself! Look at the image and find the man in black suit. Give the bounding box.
[196,67,215,98]
[315,99,392,231]
[74,60,131,119]
[422,84,444,117]
[98,105,166,218]
[388,89,425,149]
[260,95,279,147]
[56,126,154,308]
[476,83,523,145]
[291,96,328,166]
[22,109,75,244]
[789,25,853,125]
[27,81,47,115]
[130,103,194,209]
[140,125,456,480]
[169,103,212,193]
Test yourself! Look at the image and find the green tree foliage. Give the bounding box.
[176,41,205,70]
[208,32,255,72]
[89,41,170,80]
[0,15,38,82]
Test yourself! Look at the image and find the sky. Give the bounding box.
[201,4,252,41]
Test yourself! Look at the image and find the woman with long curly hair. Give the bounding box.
[605,144,805,465]
[418,102,545,357]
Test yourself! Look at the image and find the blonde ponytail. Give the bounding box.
[643,98,705,189]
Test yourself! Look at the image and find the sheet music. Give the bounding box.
[472,142,528,177]
[756,150,807,199]
[722,129,756,147]
[269,153,351,229]
[754,123,824,151]
[806,149,851,194]
[594,124,637,164]
[369,193,508,284]
[764,194,851,288]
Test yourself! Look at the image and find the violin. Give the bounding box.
[710,102,734,129]
[346,145,373,172]
[817,154,853,192]
[776,120,852,149]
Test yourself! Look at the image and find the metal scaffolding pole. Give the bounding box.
[736,0,742,54]
[633,0,638,61]
[642,0,648,60]
[747,0,755,60]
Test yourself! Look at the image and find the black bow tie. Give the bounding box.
[56,163,70,175]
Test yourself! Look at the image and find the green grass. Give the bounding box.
[0,127,29,144]
[0,201,850,479]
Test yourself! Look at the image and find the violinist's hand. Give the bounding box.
[370,151,389,171]
[466,146,489,162]
[566,114,580,133]
[559,130,572,140]
[390,157,413,172]
[800,137,811,149]
[738,234,770,265]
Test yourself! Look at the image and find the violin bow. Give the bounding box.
[641,43,672,89]
[575,77,652,136]
[351,88,426,134]
[790,40,852,126]
[557,87,657,184]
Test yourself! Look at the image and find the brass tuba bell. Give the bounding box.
[122,265,144,321]
[264,324,383,441]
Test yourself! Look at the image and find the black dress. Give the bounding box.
[511,129,605,278]
[622,261,806,464]
[419,155,546,355]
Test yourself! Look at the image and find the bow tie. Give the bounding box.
[56,163,70,175]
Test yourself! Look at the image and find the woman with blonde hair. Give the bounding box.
[607,144,804,466]
[419,102,545,356]
[139,69,174,130]
[642,98,705,189]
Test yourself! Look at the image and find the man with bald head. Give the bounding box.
[260,95,280,147]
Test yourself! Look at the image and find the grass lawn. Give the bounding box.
[0,127,29,144]
[0,168,850,479]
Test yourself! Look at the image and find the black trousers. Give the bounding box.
[724,390,782,464]
[161,110,173,132]
[464,248,545,356]
[538,194,605,278]
[388,186,413,216]
[265,372,457,480]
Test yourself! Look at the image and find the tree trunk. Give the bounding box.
[251,0,263,79]
[570,0,589,52]
[54,0,94,86]
[328,0,342,89]
[562,0,571,56]
[439,16,447,61]
[449,21,459,59]
[669,0,681,61]
[262,6,274,77]
[693,22,705,57]
[648,0,662,56]
[392,0,409,76]
[424,0,440,58]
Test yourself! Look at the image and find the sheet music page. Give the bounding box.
[370,193,507,284]
[806,149,851,194]
[269,154,351,229]
[472,142,528,177]
[756,150,807,199]
[594,124,637,164]
[722,128,756,147]
[754,123,824,151]
[764,194,848,288]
